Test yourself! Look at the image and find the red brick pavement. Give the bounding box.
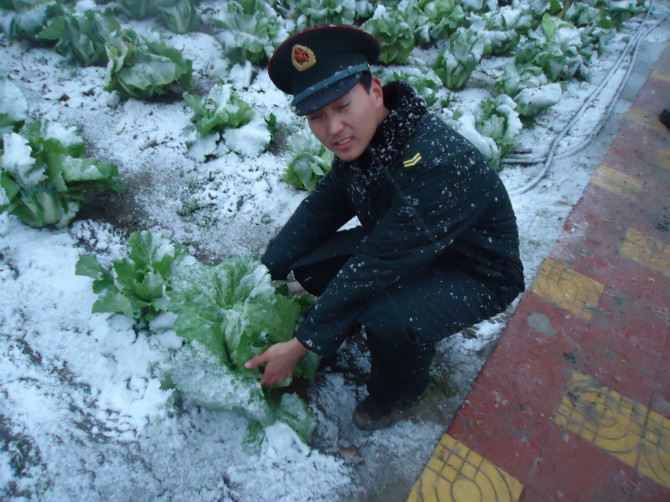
[446,43,670,502]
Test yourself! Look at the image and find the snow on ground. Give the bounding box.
[1,3,669,502]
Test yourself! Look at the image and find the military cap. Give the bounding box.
[268,25,381,116]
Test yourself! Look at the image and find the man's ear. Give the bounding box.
[370,78,384,107]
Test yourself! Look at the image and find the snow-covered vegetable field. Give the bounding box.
[1,0,668,500]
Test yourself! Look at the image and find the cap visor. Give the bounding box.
[293,72,363,116]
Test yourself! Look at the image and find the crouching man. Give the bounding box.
[245,25,525,431]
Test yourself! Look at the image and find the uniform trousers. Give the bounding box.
[290,228,517,404]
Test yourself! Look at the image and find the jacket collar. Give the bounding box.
[338,81,428,190]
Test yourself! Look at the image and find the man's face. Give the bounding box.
[306,79,386,162]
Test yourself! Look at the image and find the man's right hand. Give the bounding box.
[245,337,309,387]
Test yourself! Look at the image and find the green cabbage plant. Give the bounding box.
[104,29,194,100]
[361,4,416,64]
[183,83,258,159]
[75,230,194,322]
[496,61,548,97]
[116,0,152,19]
[76,232,320,444]
[513,83,562,118]
[482,28,520,57]
[474,95,522,160]
[211,0,287,65]
[514,14,590,83]
[384,67,449,110]
[151,0,200,33]
[167,255,320,444]
[481,5,534,34]
[114,0,199,33]
[168,255,319,382]
[527,0,563,20]
[291,0,357,30]
[453,94,522,169]
[1,120,123,228]
[0,0,74,42]
[169,343,318,446]
[432,27,486,90]
[38,9,120,66]
[183,84,253,136]
[593,0,645,30]
[0,78,29,134]
[414,0,466,46]
[282,127,333,193]
[495,62,561,119]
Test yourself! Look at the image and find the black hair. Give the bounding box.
[359,71,373,92]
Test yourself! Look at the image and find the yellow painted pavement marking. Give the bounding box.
[530,258,604,320]
[651,68,670,83]
[554,371,670,489]
[590,164,642,201]
[626,106,668,134]
[407,435,523,502]
[659,149,670,170]
[620,228,670,278]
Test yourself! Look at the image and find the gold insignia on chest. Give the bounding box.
[291,44,317,71]
[403,153,422,168]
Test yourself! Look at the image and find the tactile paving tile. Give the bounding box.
[620,228,670,278]
[554,371,670,489]
[530,258,604,320]
[626,106,669,133]
[590,164,643,201]
[407,435,524,502]
[658,149,670,169]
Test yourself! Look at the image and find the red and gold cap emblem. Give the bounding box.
[291,44,316,72]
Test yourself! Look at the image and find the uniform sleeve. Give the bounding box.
[296,140,497,355]
[261,165,355,280]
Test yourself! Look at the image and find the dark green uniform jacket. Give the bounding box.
[262,82,524,356]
